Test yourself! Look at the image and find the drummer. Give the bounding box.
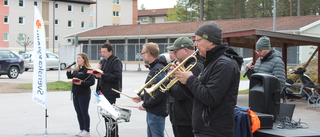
[131,43,168,137]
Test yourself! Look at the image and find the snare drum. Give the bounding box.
[100,105,131,122]
[115,106,131,122]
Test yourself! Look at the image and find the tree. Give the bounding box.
[170,0,320,22]
[16,34,33,53]
[140,4,146,10]
[166,7,179,22]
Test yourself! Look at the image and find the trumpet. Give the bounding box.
[145,50,198,96]
[133,61,172,96]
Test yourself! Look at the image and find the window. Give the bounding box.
[34,1,38,6]
[151,17,155,23]
[89,23,93,29]
[4,16,9,24]
[68,39,72,43]
[55,3,59,8]
[4,33,9,41]
[68,5,73,12]
[19,0,24,7]
[113,11,120,17]
[81,21,85,28]
[81,6,85,13]
[19,17,25,24]
[55,36,59,41]
[68,20,73,28]
[18,33,25,42]
[90,9,93,16]
[113,0,120,4]
[47,53,58,59]
[4,0,8,6]
[55,19,59,25]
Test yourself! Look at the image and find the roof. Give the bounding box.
[74,15,320,39]
[138,9,169,17]
[49,0,96,4]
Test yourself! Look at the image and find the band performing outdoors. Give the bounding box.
[65,21,312,137]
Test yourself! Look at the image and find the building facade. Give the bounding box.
[92,0,138,28]
[0,0,96,53]
[138,9,168,24]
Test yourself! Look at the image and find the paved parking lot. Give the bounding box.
[0,63,319,137]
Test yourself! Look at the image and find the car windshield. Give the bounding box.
[21,53,32,59]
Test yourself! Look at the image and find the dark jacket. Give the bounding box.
[185,44,243,137]
[141,57,168,117]
[67,66,95,97]
[96,55,123,98]
[251,49,285,90]
[168,54,204,125]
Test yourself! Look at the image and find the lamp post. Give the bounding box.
[138,21,141,61]
[137,20,147,61]
[53,1,56,53]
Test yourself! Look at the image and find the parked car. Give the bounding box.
[21,52,66,71]
[0,50,25,79]
[160,52,171,63]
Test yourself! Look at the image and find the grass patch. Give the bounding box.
[17,81,72,91]
[240,72,249,80]
[239,89,249,94]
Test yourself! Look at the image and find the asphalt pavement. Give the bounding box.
[0,63,319,137]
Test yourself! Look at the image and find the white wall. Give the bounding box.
[299,22,320,63]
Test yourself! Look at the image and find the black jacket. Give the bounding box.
[168,54,204,125]
[141,57,168,117]
[67,66,95,97]
[185,44,243,137]
[96,55,123,98]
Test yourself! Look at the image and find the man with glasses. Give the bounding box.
[94,42,122,137]
[172,21,243,137]
[166,37,203,137]
[132,42,168,137]
[245,36,285,90]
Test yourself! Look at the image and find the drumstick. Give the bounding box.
[111,88,133,99]
[116,104,138,108]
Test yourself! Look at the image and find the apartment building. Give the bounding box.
[92,0,138,28]
[0,0,95,53]
[138,8,169,24]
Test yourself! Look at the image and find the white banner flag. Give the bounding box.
[32,6,47,109]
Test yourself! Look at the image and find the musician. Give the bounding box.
[166,37,204,137]
[173,21,243,137]
[93,42,122,137]
[66,53,95,136]
[132,42,168,137]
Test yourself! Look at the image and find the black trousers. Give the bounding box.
[104,97,119,137]
[172,124,194,137]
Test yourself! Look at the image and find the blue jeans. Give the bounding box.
[73,93,91,132]
[146,112,165,137]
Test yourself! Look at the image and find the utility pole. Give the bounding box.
[273,0,276,31]
[199,0,204,21]
[297,0,301,16]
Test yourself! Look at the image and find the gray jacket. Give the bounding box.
[252,49,286,90]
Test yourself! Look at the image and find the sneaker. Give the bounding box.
[75,130,83,136]
[78,130,90,136]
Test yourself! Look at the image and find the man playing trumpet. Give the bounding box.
[131,42,168,137]
[166,37,204,137]
[173,22,243,137]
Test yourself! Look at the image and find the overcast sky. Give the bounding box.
[138,0,177,9]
